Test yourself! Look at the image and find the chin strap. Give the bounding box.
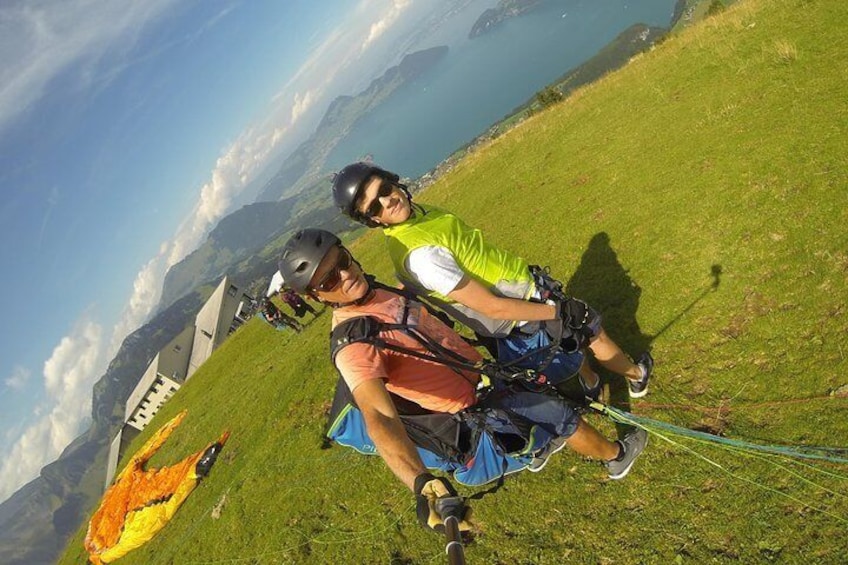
[409,201,425,219]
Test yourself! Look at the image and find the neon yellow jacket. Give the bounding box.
[384,204,534,337]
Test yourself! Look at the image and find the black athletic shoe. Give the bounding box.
[605,428,648,480]
[196,443,224,477]
[579,375,603,403]
[628,351,653,399]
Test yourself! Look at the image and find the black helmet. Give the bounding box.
[277,229,341,292]
[332,162,404,227]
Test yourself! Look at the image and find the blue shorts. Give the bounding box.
[486,388,580,440]
[496,327,584,386]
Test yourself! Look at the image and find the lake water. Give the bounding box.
[326,0,677,178]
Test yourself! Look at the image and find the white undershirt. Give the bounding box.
[404,245,465,295]
[405,245,542,329]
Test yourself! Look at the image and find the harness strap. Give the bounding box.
[373,276,566,374]
[370,277,456,328]
[329,283,560,390]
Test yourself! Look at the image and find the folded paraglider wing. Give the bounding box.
[84,410,229,564]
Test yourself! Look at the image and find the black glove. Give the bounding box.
[414,473,473,533]
[559,298,590,330]
[549,298,593,353]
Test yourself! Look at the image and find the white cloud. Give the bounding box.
[0,0,434,506]
[0,418,52,499]
[143,0,420,298]
[96,123,281,362]
[361,0,411,52]
[4,365,31,390]
[270,125,289,147]
[0,0,181,134]
[108,249,169,356]
[0,318,103,503]
[290,90,315,124]
[94,119,291,364]
[43,320,102,404]
[165,127,284,267]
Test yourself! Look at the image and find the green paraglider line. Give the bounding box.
[592,402,848,464]
[591,402,848,525]
[611,392,848,418]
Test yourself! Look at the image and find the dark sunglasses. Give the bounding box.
[361,181,394,218]
[312,247,353,292]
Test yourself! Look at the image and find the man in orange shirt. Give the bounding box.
[278,229,648,532]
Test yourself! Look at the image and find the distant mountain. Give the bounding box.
[156,199,296,313]
[255,45,449,203]
[510,23,668,117]
[0,477,60,565]
[469,0,545,38]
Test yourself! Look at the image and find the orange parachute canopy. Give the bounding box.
[85,410,229,565]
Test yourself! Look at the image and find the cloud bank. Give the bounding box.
[361,0,411,52]
[102,0,421,404]
[0,318,103,503]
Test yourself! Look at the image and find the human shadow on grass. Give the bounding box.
[564,232,721,435]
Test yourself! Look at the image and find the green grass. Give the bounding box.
[61,0,848,563]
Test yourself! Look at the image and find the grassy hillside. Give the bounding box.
[60,0,847,563]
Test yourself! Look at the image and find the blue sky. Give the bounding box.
[0,0,467,504]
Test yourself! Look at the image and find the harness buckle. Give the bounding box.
[508,369,546,385]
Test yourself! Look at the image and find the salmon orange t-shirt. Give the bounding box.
[333,289,481,414]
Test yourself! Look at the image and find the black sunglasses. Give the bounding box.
[312,247,353,292]
[360,181,394,218]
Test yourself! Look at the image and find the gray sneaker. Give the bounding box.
[528,436,569,473]
[605,428,648,479]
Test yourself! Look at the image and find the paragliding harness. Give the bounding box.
[324,280,565,485]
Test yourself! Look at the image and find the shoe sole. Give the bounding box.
[608,460,636,480]
[527,460,548,473]
[629,383,649,399]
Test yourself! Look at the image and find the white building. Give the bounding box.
[105,277,253,488]
[124,325,194,432]
[188,276,253,378]
[103,426,139,487]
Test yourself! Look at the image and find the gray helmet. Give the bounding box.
[277,229,341,292]
[332,162,405,227]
